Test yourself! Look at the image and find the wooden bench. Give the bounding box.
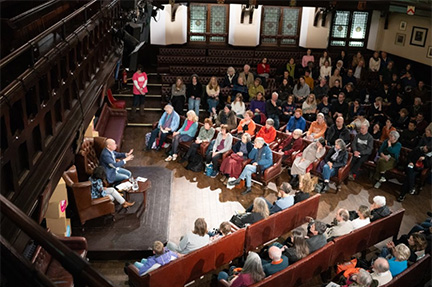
[126,228,246,287]
[94,103,127,150]
[250,209,405,287]
[381,254,431,287]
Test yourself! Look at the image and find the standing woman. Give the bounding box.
[165,110,199,162]
[171,77,186,116]
[132,65,148,118]
[207,76,220,119]
[187,74,203,116]
[302,49,315,68]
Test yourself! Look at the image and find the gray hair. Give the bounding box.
[361,121,370,128]
[272,91,279,98]
[373,195,386,207]
[227,66,235,73]
[255,137,266,146]
[293,129,303,136]
[241,252,265,282]
[266,118,274,126]
[389,130,400,141]
[335,139,346,151]
[317,113,325,120]
[356,269,373,287]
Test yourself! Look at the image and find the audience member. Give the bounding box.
[290,138,326,187]
[412,80,429,103]
[342,69,356,87]
[286,108,306,133]
[318,139,348,193]
[277,128,303,165]
[231,93,246,118]
[234,111,256,136]
[205,124,233,178]
[370,257,392,286]
[239,64,255,88]
[180,118,215,163]
[239,197,270,224]
[394,108,409,130]
[250,92,266,124]
[380,51,392,71]
[232,76,249,101]
[334,59,346,76]
[266,92,282,129]
[146,104,180,150]
[209,221,232,241]
[418,123,432,146]
[256,119,277,144]
[368,97,386,125]
[171,77,186,115]
[332,92,349,120]
[278,78,293,102]
[286,57,299,80]
[132,241,178,276]
[100,138,133,183]
[399,120,419,149]
[131,65,148,118]
[374,131,401,189]
[216,104,237,131]
[186,74,203,116]
[320,61,332,80]
[306,113,327,140]
[351,205,371,230]
[220,133,253,181]
[398,144,432,202]
[369,51,381,72]
[165,110,199,162]
[370,196,391,222]
[304,70,315,90]
[218,251,265,287]
[326,117,350,147]
[349,123,374,180]
[334,50,348,70]
[379,242,410,277]
[317,94,333,124]
[380,61,395,84]
[353,60,367,84]
[409,97,423,120]
[369,122,382,140]
[347,99,364,122]
[306,220,328,252]
[257,58,270,80]
[379,119,396,141]
[329,79,342,102]
[352,51,365,69]
[348,111,369,134]
[280,227,310,263]
[249,78,265,101]
[207,76,220,119]
[261,246,289,276]
[302,49,314,68]
[293,76,311,102]
[90,166,134,208]
[280,94,296,123]
[329,69,342,88]
[319,51,332,67]
[229,137,273,195]
[166,218,210,254]
[222,66,238,89]
[302,93,317,122]
[392,232,428,263]
[324,208,354,239]
[414,113,428,135]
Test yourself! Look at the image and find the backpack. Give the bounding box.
[186,154,204,172]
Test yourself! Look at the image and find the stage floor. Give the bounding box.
[72,166,172,260]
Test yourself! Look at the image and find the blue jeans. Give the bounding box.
[239,164,257,188]
[207,98,219,113]
[188,97,201,116]
[322,163,337,181]
[133,94,145,107]
[114,168,131,182]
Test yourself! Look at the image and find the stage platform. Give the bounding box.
[71,166,172,260]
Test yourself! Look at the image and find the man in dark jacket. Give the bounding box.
[349,123,374,180]
[266,92,282,130]
[306,221,328,252]
[326,116,350,146]
[370,196,391,222]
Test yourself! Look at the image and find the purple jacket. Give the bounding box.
[138,249,178,275]
[250,100,266,114]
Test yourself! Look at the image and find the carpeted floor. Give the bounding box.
[72,166,172,260]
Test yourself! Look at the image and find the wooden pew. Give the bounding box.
[126,228,246,287]
[381,254,431,287]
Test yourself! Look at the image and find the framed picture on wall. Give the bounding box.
[410,26,428,47]
[395,33,406,46]
[427,46,432,59]
[399,21,407,31]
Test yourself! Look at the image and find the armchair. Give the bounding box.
[251,151,284,188]
[75,137,107,182]
[62,165,115,225]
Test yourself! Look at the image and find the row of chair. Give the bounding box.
[250,208,406,286]
[126,194,321,287]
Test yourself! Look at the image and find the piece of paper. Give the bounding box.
[136,177,147,182]
[116,181,132,191]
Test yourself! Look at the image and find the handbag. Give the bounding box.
[205,163,214,177]
[230,214,246,228]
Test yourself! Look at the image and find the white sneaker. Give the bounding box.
[379,177,387,183]
[374,181,382,189]
[172,154,178,161]
[165,155,173,162]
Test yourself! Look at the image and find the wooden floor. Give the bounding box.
[89,124,432,286]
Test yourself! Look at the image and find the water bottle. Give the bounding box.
[132,178,139,191]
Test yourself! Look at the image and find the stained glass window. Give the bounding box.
[210,6,227,42]
[331,11,350,40]
[281,8,299,45]
[350,12,368,39]
[261,7,280,43]
[189,4,207,42]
